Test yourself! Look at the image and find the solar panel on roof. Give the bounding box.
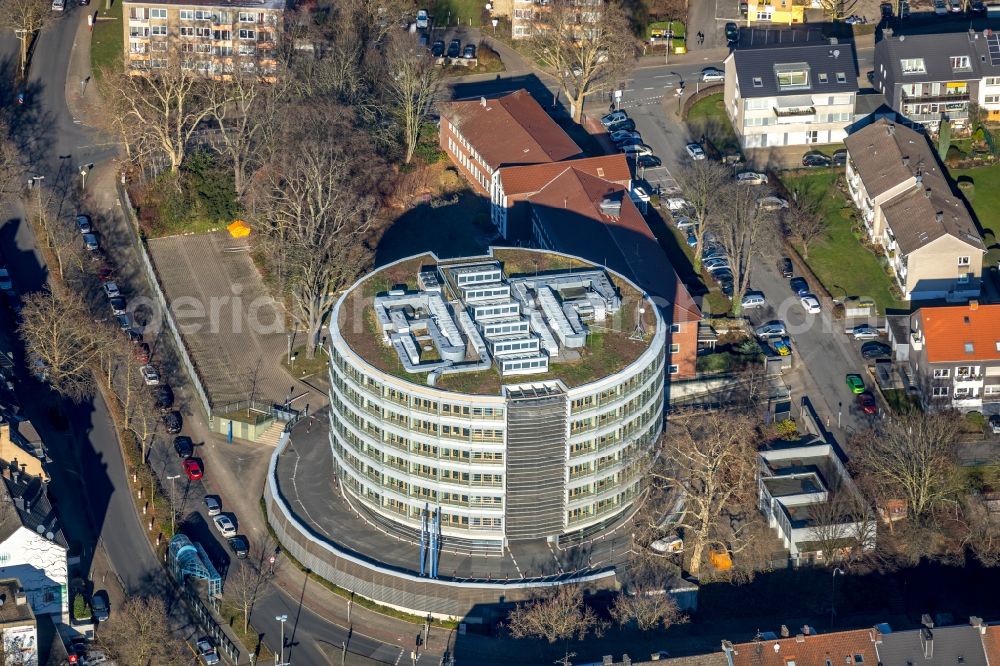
[988,33,1000,65]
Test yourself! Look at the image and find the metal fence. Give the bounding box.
[116,180,213,419]
[178,580,242,664]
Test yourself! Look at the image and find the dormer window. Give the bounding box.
[901,58,926,74]
[836,72,847,83]
[819,73,828,83]
[775,63,810,90]
[950,55,971,71]
[753,76,763,87]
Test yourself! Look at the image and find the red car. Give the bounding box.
[857,392,877,415]
[183,458,203,480]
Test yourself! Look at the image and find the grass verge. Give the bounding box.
[282,345,329,380]
[259,497,461,629]
[952,163,1000,266]
[780,170,907,313]
[91,0,124,77]
[217,599,275,663]
[686,93,740,156]
[431,0,483,26]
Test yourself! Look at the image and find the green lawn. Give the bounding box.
[781,171,907,314]
[686,93,740,156]
[951,163,1000,266]
[432,0,483,26]
[91,0,124,76]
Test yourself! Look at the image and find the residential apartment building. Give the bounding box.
[121,0,283,76]
[744,0,805,25]
[890,301,1000,413]
[873,28,1000,129]
[507,0,602,40]
[843,119,984,301]
[438,90,582,202]
[723,32,858,149]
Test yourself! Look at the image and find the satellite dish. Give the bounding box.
[833,49,841,58]
[35,525,44,534]
[45,531,54,541]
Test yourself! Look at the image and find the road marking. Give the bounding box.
[395,648,405,665]
[643,86,655,90]
[622,88,635,92]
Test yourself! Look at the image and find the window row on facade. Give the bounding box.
[568,350,663,414]
[128,7,271,22]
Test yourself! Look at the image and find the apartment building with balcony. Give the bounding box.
[843,119,984,301]
[723,32,858,149]
[897,301,1000,413]
[508,0,602,40]
[121,0,284,76]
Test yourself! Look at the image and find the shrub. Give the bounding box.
[958,180,974,193]
[832,303,846,320]
[945,145,967,165]
[696,352,733,374]
[181,150,239,223]
[938,120,951,161]
[72,593,90,622]
[774,419,798,440]
[965,411,986,432]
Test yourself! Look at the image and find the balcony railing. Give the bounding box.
[906,111,969,122]
[901,91,969,103]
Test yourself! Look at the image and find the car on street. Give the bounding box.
[83,233,99,252]
[154,384,174,410]
[197,638,220,666]
[972,0,987,14]
[431,40,445,57]
[851,325,881,340]
[462,44,476,59]
[800,294,821,313]
[880,1,893,18]
[163,410,183,434]
[736,171,768,185]
[109,297,127,315]
[666,197,689,211]
[711,268,734,283]
[91,592,109,622]
[614,136,645,149]
[861,341,892,359]
[773,338,791,356]
[741,291,766,309]
[990,414,1000,434]
[857,392,877,415]
[446,39,461,58]
[702,246,726,262]
[174,436,194,458]
[204,496,221,516]
[140,364,159,386]
[606,118,636,133]
[184,458,203,481]
[610,129,642,144]
[134,342,150,363]
[935,0,947,14]
[846,373,866,394]
[0,268,12,294]
[601,110,629,126]
[228,535,249,559]
[718,279,734,297]
[777,257,793,278]
[635,155,661,169]
[76,215,92,234]
[674,216,697,231]
[789,276,809,295]
[950,0,961,11]
[415,9,429,28]
[621,143,654,157]
[802,152,832,167]
[725,22,739,43]
[214,514,236,537]
[703,257,729,271]
[115,313,131,331]
[755,321,786,339]
[103,281,121,299]
[686,232,697,247]
[701,67,725,83]
[832,149,848,166]
[758,196,789,211]
[685,143,705,160]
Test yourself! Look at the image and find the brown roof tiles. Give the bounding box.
[916,302,1000,363]
[499,154,633,198]
[728,629,877,666]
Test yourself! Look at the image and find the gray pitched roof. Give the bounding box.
[875,29,1000,83]
[875,625,988,666]
[730,36,858,99]
[0,466,66,548]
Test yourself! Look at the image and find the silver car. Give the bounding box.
[755,321,786,339]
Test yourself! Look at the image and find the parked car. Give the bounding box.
[115,313,131,331]
[636,155,662,169]
[880,1,893,17]
[134,342,150,363]
[857,392,877,415]
[718,279,734,297]
[103,281,121,299]
[196,638,221,666]
[163,410,182,434]
[91,592,109,622]
[802,152,832,167]
[184,458,203,481]
[621,143,654,157]
[800,294,821,314]
[832,149,848,166]
[415,8,429,28]
[431,40,445,57]
[846,373,866,394]
[615,136,645,149]
[83,233,99,252]
[758,196,789,211]
[934,0,947,14]
[861,341,892,359]
[462,44,476,59]
[851,325,880,340]
[736,171,768,185]
[0,268,13,294]
[213,514,237,537]
[711,268,734,283]
[228,535,249,559]
[418,32,430,47]
[174,435,194,458]
[610,129,642,144]
[685,143,705,160]
[446,39,461,58]
[972,0,987,14]
[154,384,174,410]
[685,232,697,247]
[674,216,697,231]
[109,297,127,316]
[789,276,809,296]
[666,197,690,211]
[990,414,1000,434]
[777,257,793,278]
[204,496,221,517]
[76,215,92,234]
[140,364,159,386]
[703,257,729,271]
[726,22,739,42]
[950,0,962,12]
[600,110,629,127]
[701,67,725,83]
[741,291,766,309]
[773,338,791,356]
[606,118,636,133]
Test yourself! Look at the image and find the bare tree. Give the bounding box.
[99,53,222,173]
[254,103,380,359]
[610,587,687,632]
[226,533,279,633]
[805,490,876,566]
[650,408,761,578]
[507,585,602,644]
[850,413,961,523]
[0,124,22,203]
[17,290,107,401]
[706,182,778,316]
[96,596,186,666]
[384,34,441,164]
[23,184,89,283]
[0,0,47,78]
[782,194,827,260]
[816,0,855,19]
[958,494,1000,567]
[674,160,730,271]
[529,0,635,122]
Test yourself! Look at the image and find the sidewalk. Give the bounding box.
[64,11,106,129]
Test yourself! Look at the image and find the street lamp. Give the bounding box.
[166,474,180,535]
[491,18,498,36]
[78,164,92,192]
[830,567,845,629]
[275,614,288,666]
